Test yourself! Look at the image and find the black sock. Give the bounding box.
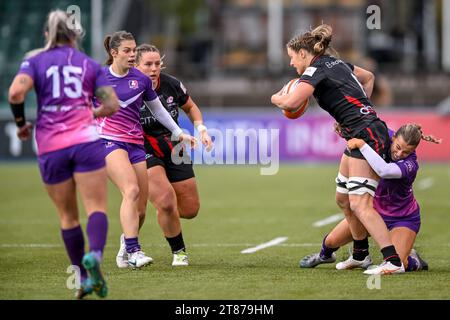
[352,238,369,261]
[166,232,186,254]
[381,245,402,267]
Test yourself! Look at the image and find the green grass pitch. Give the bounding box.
[1,163,449,299]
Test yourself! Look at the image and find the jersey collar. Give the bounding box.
[310,54,324,65]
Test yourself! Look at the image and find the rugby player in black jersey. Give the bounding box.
[134,44,212,266]
[271,24,404,275]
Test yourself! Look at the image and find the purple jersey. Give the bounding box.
[374,132,419,217]
[17,45,109,155]
[96,66,157,145]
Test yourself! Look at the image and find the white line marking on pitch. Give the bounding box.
[240,237,288,254]
[417,177,434,190]
[313,213,344,227]
[1,242,449,249]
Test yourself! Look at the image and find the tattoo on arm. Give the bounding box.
[95,86,114,103]
[19,77,28,85]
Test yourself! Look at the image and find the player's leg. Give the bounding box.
[39,149,91,298]
[148,165,187,266]
[390,227,416,269]
[300,219,353,268]
[347,158,404,274]
[72,141,110,297]
[106,149,151,268]
[172,177,200,219]
[133,161,149,230]
[74,167,109,298]
[387,211,427,271]
[337,154,371,263]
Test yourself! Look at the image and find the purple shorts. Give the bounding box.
[38,140,105,184]
[380,208,421,234]
[101,139,146,164]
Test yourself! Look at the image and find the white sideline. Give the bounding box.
[313,213,344,227]
[240,237,288,254]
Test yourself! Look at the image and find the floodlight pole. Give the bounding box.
[443,0,450,71]
[267,0,284,74]
[91,0,103,62]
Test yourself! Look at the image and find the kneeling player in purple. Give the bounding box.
[300,123,441,274]
[8,10,119,298]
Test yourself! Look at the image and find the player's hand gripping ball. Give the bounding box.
[280,79,309,119]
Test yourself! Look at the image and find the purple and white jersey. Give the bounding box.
[17,45,108,155]
[96,67,157,145]
[374,141,419,218]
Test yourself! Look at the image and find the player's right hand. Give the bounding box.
[17,122,33,141]
[179,133,198,149]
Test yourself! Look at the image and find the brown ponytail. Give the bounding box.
[395,123,442,146]
[104,35,113,65]
[287,24,333,56]
[103,31,135,65]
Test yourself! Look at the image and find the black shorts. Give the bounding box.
[144,134,195,183]
[344,119,390,160]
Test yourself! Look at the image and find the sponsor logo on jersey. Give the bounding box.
[167,96,174,104]
[325,59,344,68]
[405,161,414,172]
[129,80,139,89]
[20,61,30,69]
[302,67,317,77]
[105,141,115,148]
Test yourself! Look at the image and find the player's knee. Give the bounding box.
[122,184,140,202]
[348,197,369,217]
[335,193,350,211]
[180,202,200,219]
[156,192,177,215]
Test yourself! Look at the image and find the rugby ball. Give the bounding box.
[280,78,309,119]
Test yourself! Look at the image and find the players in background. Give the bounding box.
[8,10,119,298]
[131,44,212,266]
[271,24,405,274]
[99,32,197,269]
[300,123,441,272]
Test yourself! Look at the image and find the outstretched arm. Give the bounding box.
[181,97,213,151]
[347,138,402,179]
[144,98,197,148]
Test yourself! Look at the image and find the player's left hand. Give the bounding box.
[347,138,365,150]
[201,131,213,152]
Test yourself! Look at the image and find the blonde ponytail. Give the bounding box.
[287,24,333,56]
[44,9,83,51]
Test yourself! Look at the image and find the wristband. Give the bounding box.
[10,102,26,127]
[196,124,207,133]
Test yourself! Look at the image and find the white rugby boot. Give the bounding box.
[172,251,189,266]
[116,234,129,268]
[336,254,373,270]
[127,250,153,268]
[363,261,405,275]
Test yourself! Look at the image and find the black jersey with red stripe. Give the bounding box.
[299,55,380,139]
[140,72,189,137]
